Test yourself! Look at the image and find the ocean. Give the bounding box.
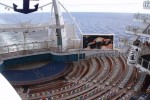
[0,12,140,46]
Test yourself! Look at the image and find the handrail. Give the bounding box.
[138,57,150,70]
[134,13,150,21]
[143,0,150,8]
[0,40,80,55]
[126,25,140,32]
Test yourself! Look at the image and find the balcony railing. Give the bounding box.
[138,57,150,71]
[143,0,150,9]
[0,41,53,54]
[126,25,150,35]
[0,40,81,55]
[134,13,150,21]
[126,25,142,33]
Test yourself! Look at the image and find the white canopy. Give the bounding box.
[0,73,21,100]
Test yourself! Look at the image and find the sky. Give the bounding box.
[61,0,144,13]
[0,0,149,13]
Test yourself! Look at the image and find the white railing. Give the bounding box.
[118,36,150,50]
[134,13,150,21]
[0,41,54,54]
[0,40,81,55]
[143,0,150,9]
[118,36,138,49]
[126,25,142,33]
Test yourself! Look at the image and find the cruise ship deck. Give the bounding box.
[0,0,150,100]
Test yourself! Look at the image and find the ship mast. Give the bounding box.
[52,0,67,52]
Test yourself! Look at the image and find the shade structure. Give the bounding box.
[0,73,21,100]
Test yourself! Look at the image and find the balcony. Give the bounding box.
[126,25,142,34]
[134,13,150,22]
[126,25,150,37]
[143,0,150,9]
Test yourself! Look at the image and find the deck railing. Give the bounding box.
[0,41,54,54]
[143,0,150,9]
[134,13,150,21]
[138,57,150,72]
[126,25,142,33]
[0,40,81,55]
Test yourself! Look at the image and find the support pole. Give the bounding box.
[23,32,27,50]
[52,0,63,52]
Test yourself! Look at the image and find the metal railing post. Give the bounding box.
[7,46,9,53]
[141,58,144,67]
[148,62,150,70]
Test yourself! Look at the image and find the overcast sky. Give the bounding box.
[0,0,149,13]
[62,0,144,13]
